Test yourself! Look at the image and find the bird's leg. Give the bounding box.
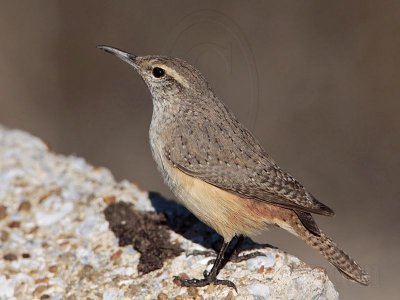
[201,236,245,266]
[227,235,266,263]
[194,235,266,267]
[174,240,237,290]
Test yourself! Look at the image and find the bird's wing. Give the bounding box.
[163,110,334,217]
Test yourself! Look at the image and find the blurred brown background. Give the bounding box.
[1,1,399,299]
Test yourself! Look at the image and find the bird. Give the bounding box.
[97,45,370,289]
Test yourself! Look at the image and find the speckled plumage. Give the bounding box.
[161,93,332,215]
[98,45,370,286]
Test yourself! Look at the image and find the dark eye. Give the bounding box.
[152,67,165,78]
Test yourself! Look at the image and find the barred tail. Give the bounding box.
[289,215,370,285]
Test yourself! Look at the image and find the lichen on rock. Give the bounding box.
[0,125,339,299]
[104,201,183,274]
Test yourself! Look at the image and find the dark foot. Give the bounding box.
[174,275,237,291]
[175,240,239,292]
[204,250,266,266]
[230,251,266,263]
[187,250,216,257]
[197,249,267,267]
[187,250,217,266]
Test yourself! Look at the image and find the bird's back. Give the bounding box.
[159,93,334,217]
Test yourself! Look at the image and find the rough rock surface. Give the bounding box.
[0,126,339,300]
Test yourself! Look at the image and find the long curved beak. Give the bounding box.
[97,45,137,67]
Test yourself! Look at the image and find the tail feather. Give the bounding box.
[289,214,370,285]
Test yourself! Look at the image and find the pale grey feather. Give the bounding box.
[161,93,334,216]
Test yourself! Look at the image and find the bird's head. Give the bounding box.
[97,45,212,103]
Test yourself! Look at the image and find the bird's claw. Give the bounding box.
[230,251,266,263]
[187,250,216,257]
[174,275,237,292]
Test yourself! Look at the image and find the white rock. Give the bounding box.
[0,275,15,299]
[103,288,123,300]
[111,266,137,277]
[246,254,275,271]
[247,283,270,299]
[0,273,33,300]
[35,201,74,226]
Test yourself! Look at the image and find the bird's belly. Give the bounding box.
[160,159,294,240]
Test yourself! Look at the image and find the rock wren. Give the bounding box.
[98,45,369,289]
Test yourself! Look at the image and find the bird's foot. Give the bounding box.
[174,274,237,292]
[187,250,216,257]
[230,251,266,263]
[188,250,217,266]
[204,250,266,266]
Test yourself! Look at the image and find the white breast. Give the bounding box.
[149,118,184,201]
